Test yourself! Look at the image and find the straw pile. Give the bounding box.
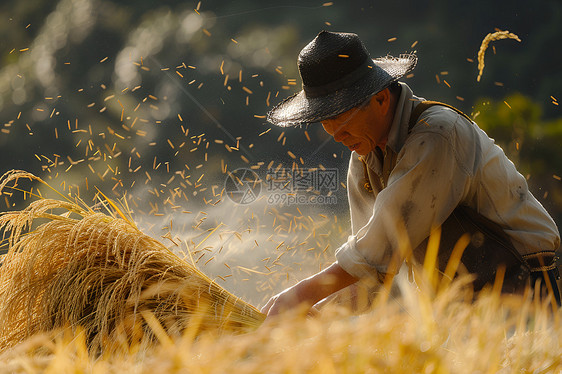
[0,170,265,354]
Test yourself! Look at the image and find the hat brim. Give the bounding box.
[267,54,417,127]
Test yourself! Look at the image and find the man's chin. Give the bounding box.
[346,142,372,155]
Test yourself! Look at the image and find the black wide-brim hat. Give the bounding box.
[267,31,417,127]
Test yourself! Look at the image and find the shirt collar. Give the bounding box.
[386,82,423,155]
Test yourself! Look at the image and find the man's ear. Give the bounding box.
[374,88,391,113]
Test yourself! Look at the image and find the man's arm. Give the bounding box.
[261,262,358,318]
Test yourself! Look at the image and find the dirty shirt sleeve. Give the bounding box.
[335,127,473,279]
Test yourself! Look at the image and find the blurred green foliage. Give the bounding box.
[475,94,562,223]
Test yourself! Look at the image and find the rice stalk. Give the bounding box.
[476,30,521,82]
[3,270,558,374]
[0,170,265,354]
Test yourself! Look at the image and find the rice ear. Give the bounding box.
[0,170,265,353]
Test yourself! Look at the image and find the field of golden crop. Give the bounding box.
[0,278,560,373]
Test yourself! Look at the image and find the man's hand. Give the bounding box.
[260,285,307,317]
[260,262,359,319]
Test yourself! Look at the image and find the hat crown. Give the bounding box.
[298,31,370,88]
[266,30,417,127]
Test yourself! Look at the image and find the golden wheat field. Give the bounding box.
[0,291,561,374]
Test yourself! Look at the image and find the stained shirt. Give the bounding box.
[335,82,560,280]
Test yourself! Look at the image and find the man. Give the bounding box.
[261,31,560,317]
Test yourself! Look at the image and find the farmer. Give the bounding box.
[261,31,561,317]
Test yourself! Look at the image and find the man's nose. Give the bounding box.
[333,127,348,143]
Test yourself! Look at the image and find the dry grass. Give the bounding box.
[0,170,264,355]
[0,274,560,373]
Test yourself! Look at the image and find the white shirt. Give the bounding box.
[335,82,560,279]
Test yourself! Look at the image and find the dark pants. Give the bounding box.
[414,205,561,305]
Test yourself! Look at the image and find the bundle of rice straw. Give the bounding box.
[0,170,265,353]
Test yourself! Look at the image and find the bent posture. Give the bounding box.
[262,31,560,317]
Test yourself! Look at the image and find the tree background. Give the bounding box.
[0,0,560,303]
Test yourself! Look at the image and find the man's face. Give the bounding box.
[321,90,392,156]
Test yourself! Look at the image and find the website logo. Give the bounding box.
[224,168,262,204]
